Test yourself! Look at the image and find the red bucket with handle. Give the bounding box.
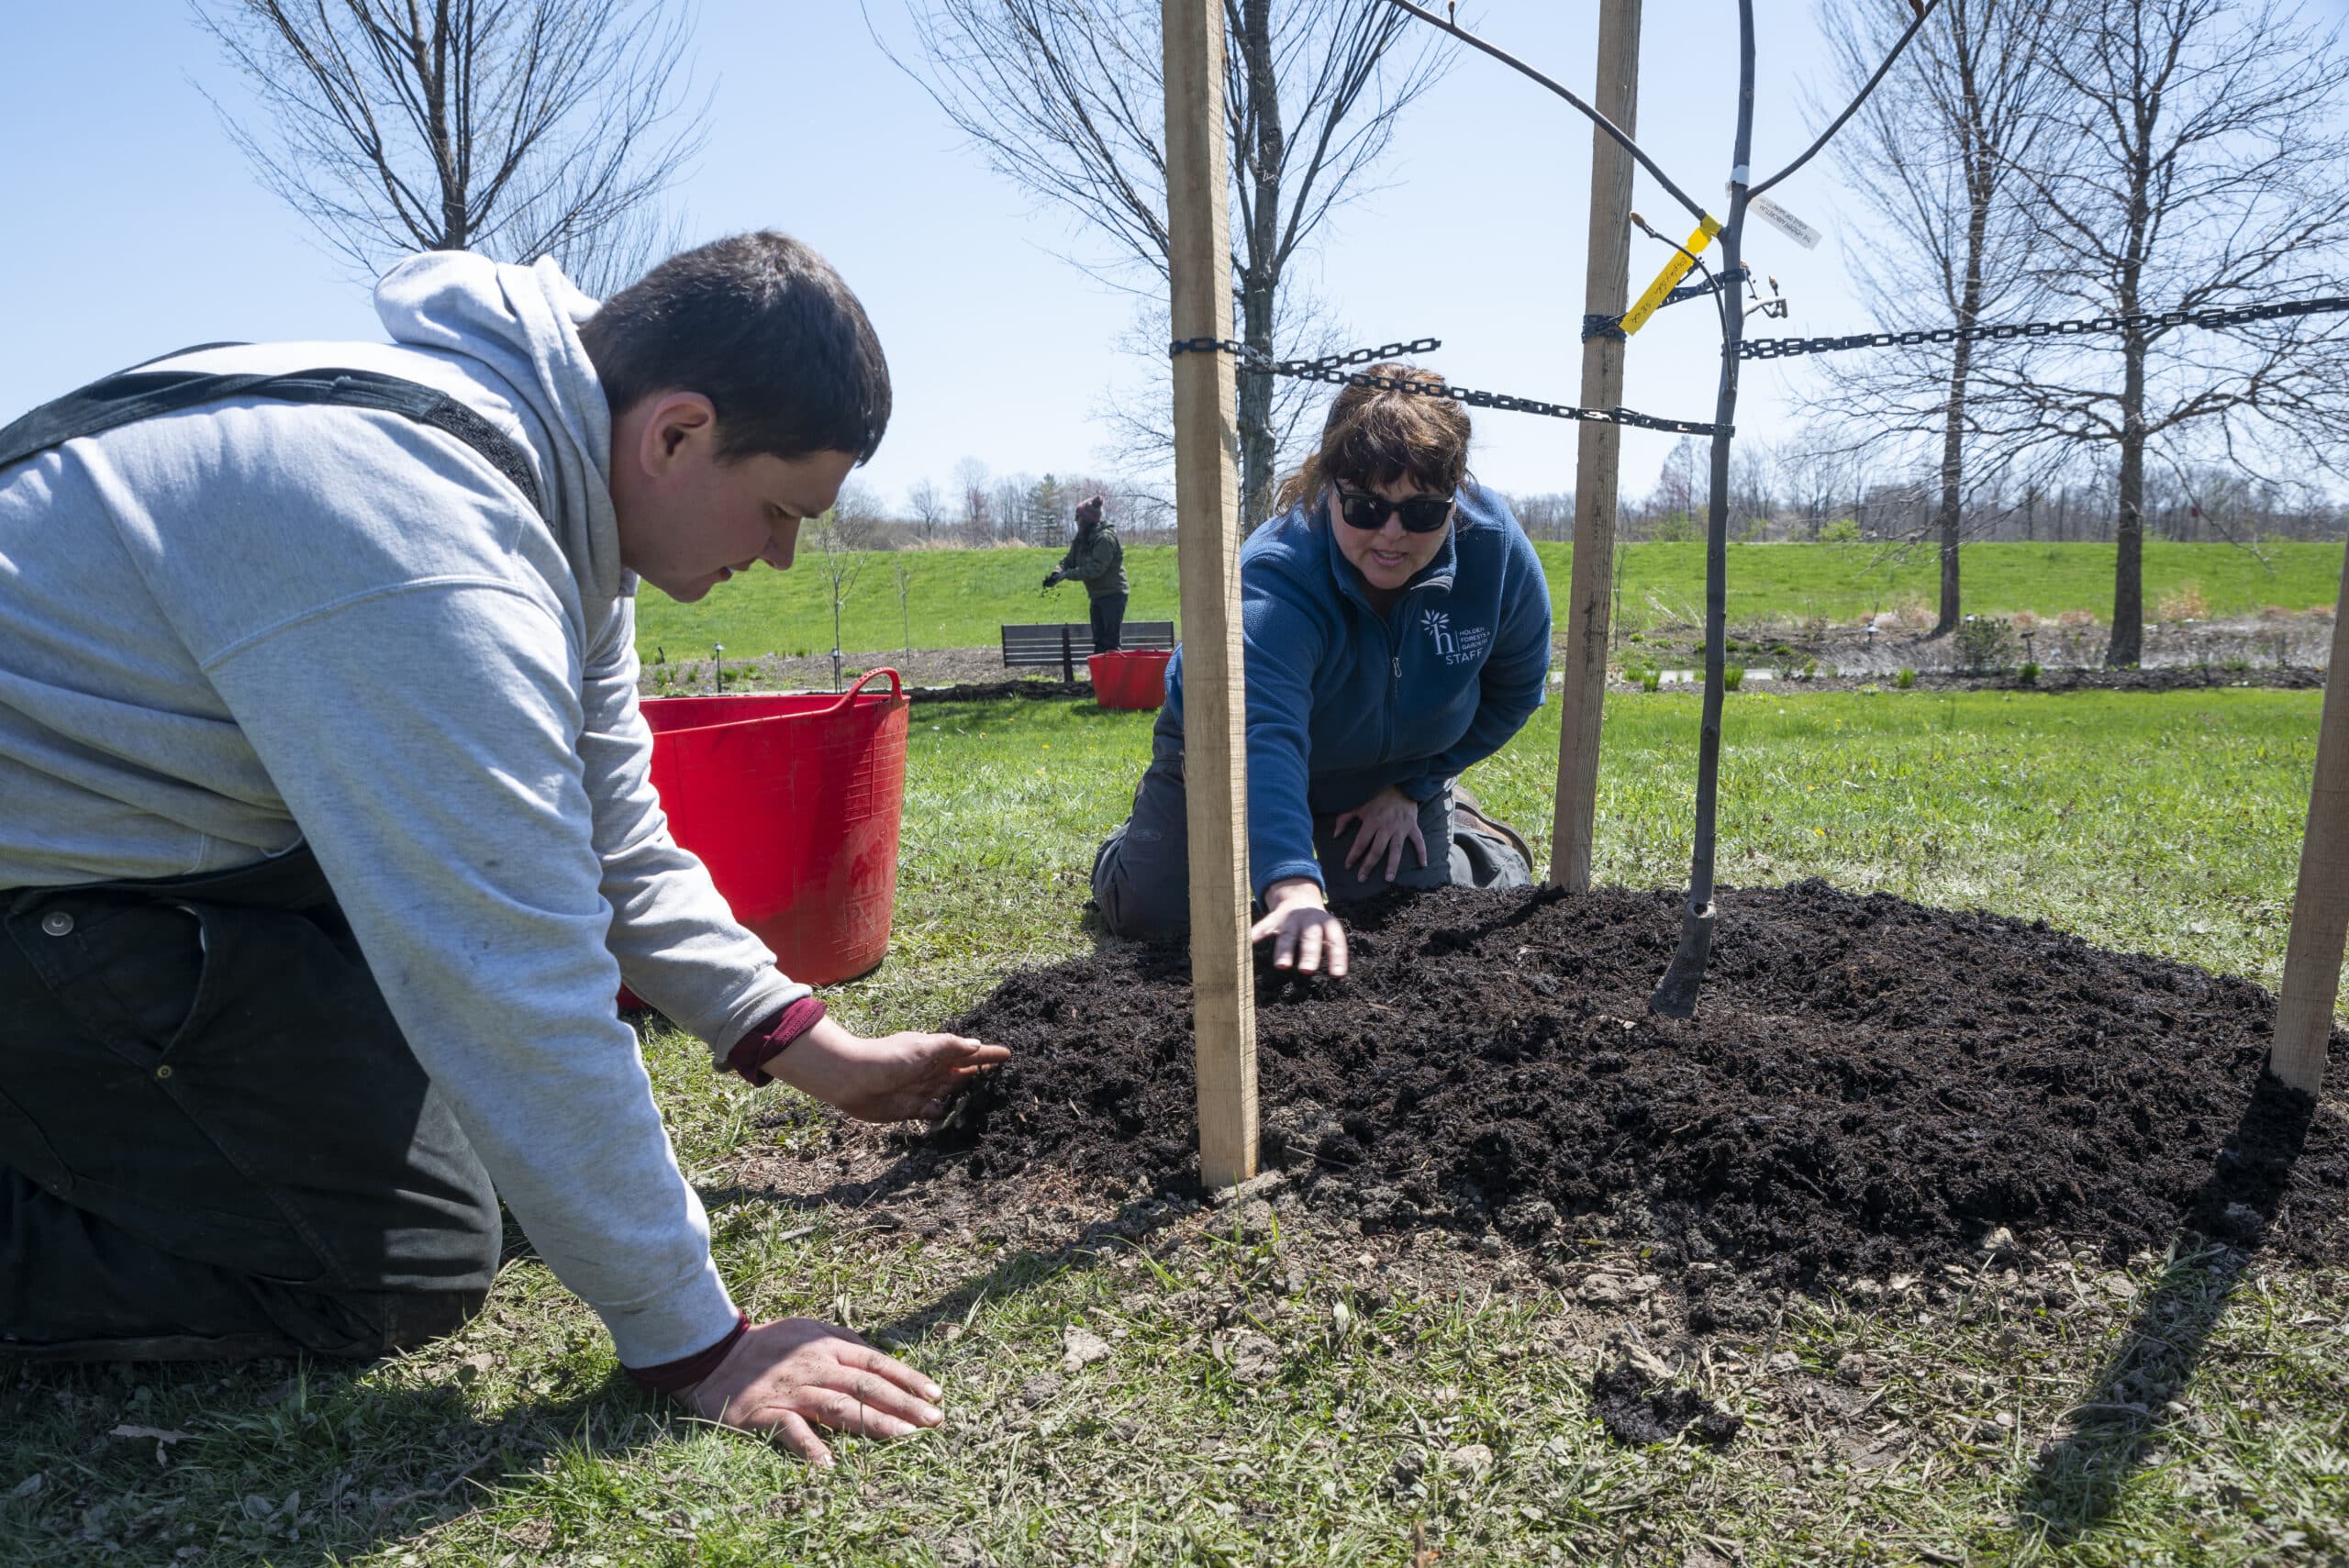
[635,668,909,986]
[1087,650,1173,709]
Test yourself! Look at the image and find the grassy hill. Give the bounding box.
[631,539,2344,663]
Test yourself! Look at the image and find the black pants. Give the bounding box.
[1088,593,1128,654]
[0,849,498,1362]
[1089,702,1533,939]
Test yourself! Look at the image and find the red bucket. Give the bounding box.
[1087,650,1173,710]
[636,668,909,986]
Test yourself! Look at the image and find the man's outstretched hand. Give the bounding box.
[767,1016,1008,1122]
[681,1317,942,1464]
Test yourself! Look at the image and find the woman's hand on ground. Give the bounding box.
[680,1317,943,1464]
[1332,785,1427,885]
[767,1017,1008,1122]
[1249,877,1349,976]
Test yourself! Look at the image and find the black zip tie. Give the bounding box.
[1170,336,1728,437]
[1581,268,1751,341]
[1739,293,2349,361]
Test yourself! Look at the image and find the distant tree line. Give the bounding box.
[1797,0,2349,662]
[1609,437,2347,549]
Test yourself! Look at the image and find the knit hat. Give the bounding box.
[1074,495,1106,526]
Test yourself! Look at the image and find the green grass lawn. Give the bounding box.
[5,687,2343,1565]
[633,540,2346,664]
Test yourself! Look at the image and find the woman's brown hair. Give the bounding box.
[1271,363,1471,516]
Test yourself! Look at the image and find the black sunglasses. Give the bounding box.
[1333,487,1454,534]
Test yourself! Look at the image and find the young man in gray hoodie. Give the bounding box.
[0,231,999,1464]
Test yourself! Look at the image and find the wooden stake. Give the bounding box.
[1549,0,1643,892]
[2271,551,2348,1095]
[1163,0,1258,1185]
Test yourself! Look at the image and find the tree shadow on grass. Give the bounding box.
[2018,1070,2317,1542]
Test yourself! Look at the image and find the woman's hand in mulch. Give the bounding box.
[1250,877,1349,977]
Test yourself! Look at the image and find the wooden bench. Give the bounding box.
[999,620,1176,684]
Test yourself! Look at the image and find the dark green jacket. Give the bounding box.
[1056,524,1128,597]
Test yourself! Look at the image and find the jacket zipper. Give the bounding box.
[1380,592,1411,762]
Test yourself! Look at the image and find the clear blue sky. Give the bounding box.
[2,2,1892,511]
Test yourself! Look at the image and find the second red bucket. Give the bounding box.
[639,669,910,985]
[1088,650,1173,709]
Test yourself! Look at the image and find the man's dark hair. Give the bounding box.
[581,231,891,465]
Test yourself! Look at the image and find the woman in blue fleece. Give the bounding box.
[1090,365,1552,974]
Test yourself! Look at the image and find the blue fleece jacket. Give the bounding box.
[1164,482,1553,900]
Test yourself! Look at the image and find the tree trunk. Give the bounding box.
[1237,273,1276,527]
[1930,34,1997,640]
[1235,0,1281,528]
[1648,0,1755,1018]
[2107,326,2148,666]
[418,8,467,249]
[1931,330,1975,638]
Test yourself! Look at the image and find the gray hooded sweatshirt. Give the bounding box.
[0,252,807,1365]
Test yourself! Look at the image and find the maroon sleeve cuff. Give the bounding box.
[724,996,829,1086]
[624,1310,751,1394]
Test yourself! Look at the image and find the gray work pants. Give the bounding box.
[1090,702,1531,939]
[0,848,499,1362]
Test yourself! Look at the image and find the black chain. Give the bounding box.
[1738,293,2349,362]
[1169,335,1442,378]
[1169,336,1729,436]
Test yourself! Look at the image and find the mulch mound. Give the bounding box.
[910,882,2346,1322]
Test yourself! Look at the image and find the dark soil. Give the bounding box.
[1937,665,2322,695]
[1613,665,2324,698]
[1589,1362,1742,1447]
[906,678,1091,705]
[902,882,2346,1325]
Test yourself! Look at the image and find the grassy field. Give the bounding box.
[5,688,2344,1565]
[633,539,2347,664]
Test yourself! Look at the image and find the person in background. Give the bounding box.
[1043,494,1129,652]
[1088,366,1550,974]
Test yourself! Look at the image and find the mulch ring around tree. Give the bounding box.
[896,881,2347,1329]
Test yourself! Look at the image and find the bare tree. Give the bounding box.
[884,0,1443,526]
[1089,289,1342,512]
[905,476,948,542]
[1728,439,1778,539]
[889,553,917,662]
[952,456,993,542]
[1501,490,1575,544]
[810,482,882,692]
[1803,0,2059,635]
[1778,428,1869,540]
[1652,437,1707,525]
[1983,0,2349,665]
[990,474,1036,543]
[192,0,707,294]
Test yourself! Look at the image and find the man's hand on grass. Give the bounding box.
[681,1317,942,1464]
[766,1015,1008,1122]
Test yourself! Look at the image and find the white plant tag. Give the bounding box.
[1749,194,1821,250]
